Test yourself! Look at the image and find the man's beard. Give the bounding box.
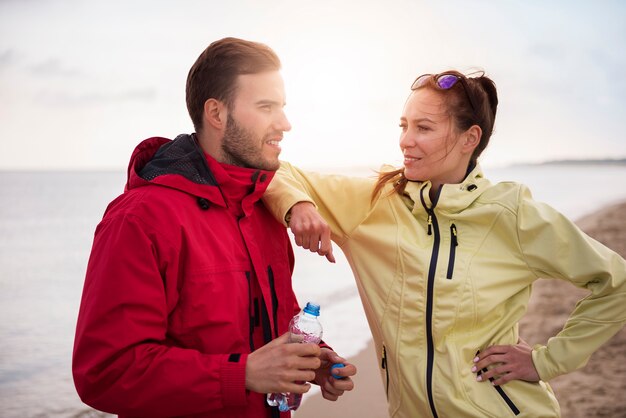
[221,114,279,171]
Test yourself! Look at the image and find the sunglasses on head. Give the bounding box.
[411,73,478,112]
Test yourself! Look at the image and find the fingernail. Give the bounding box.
[473,356,479,362]
[476,375,482,382]
[471,366,477,372]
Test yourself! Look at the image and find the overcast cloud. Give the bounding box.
[0,0,624,170]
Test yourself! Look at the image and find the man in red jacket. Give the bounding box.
[72,37,356,418]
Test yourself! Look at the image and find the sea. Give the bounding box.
[1,164,625,418]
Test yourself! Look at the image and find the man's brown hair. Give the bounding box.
[186,37,281,133]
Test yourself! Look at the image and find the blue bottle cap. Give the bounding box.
[331,363,345,379]
[303,302,320,316]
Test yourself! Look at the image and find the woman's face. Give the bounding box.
[399,88,472,184]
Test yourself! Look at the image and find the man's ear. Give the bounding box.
[203,99,228,130]
[461,125,482,154]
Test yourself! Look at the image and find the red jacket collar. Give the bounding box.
[125,135,275,210]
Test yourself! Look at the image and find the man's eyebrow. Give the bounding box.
[256,99,286,106]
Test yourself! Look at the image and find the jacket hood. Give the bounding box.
[125,134,275,209]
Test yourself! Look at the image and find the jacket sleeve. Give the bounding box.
[515,186,626,381]
[263,161,378,245]
[72,213,247,416]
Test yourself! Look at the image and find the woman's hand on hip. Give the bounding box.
[472,337,540,386]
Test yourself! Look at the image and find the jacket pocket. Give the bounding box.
[446,223,458,279]
[450,345,524,417]
[476,365,520,416]
[176,266,250,340]
[493,384,520,415]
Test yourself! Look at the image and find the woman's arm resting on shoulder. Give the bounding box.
[264,161,376,247]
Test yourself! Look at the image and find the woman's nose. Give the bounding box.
[399,131,415,150]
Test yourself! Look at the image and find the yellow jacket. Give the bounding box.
[264,162,626,418]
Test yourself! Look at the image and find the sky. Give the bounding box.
[1,0,625,170]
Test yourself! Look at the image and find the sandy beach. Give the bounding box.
[296,200,626,418]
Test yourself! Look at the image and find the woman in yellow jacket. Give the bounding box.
[263,71,626,417]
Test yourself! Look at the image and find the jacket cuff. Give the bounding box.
[219,353,249,407]
[283,200,317,227]
[319,340,332,351]
[532,344,557,381]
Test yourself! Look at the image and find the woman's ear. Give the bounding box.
[461,125,482,154]
[203,99,227,130]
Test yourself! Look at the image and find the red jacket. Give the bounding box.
[73,134,300,418]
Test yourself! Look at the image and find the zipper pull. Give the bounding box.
[381,345,387,369]
[427,214,432,235]
[451,223,458,246]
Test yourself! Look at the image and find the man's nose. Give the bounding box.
[276,109,292,132]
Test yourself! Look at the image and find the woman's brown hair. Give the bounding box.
[371,71,498,202]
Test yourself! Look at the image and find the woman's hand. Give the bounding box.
[472,338,540,386]
[288,202,335,263]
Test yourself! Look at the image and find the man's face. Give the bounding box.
[221,71,291,171]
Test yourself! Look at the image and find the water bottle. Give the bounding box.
[267,301,323,412]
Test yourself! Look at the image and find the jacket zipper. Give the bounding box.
[381,345,390,398]
[245,272,255,352]
[420,185,440,418]
[265,267,281,418]
[476,355,521,416]
[446,223,458,280]
[492,383,521,416]
[267,266,279,338]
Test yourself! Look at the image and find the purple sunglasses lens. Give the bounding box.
[437,74,460,89]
